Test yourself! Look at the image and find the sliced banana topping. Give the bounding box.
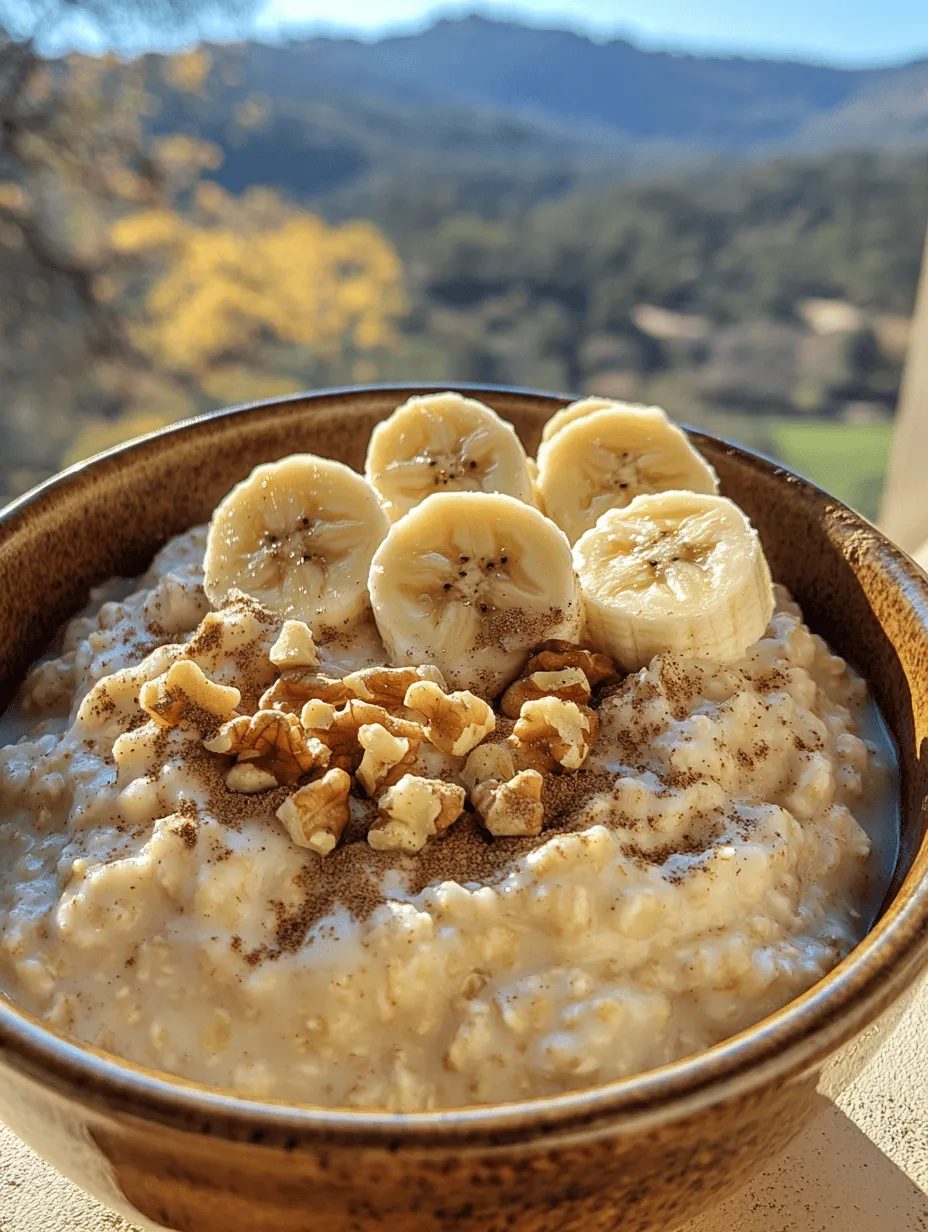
[536,405,718,544]
[369,491,582,696]
[203,454,387,635]
[365,391,536,522]
[540,396,634,444]
[573,490,774,671]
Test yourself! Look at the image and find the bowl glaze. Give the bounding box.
[0,385,927,1232]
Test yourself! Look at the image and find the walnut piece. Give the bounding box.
[461,743,517,791]
[472,770,544,837]
[276,768,352,855]
[260,670,349,713]
[300,698,336,730]
[523,640,618,689]
[139,660,240,734]
[403,680,495,756]
[356,723,417,796]
[302,699,422,773]
[205,709,330,785]
[269,620,319,669]
[500,667,591,719]
[300,702,365,772]
[343,663,446,708]
[225,763,279,794]
[368,774,466,853]
[508,696,598,772]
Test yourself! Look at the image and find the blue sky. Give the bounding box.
[254,0,928,66]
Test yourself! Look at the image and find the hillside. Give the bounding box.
[239,17,875,147]
[274,17,927,152]
[153,17,928,159]
[150,73,626,215]
[136,18,928,224]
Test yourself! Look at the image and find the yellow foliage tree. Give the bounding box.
[110,185,407,382]
[162,48,213,96]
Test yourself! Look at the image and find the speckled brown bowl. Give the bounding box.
[0,385,927,1232]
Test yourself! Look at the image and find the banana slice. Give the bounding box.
[536,405,718,544]
[369,492,582,695]
[541,396,632,444]
[574,491,774,671]
[365,391,536,522]
[204,455,388,634]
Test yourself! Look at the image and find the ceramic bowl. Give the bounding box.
[0,385,927,1232]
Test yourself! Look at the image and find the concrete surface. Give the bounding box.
[1,978,926,1231]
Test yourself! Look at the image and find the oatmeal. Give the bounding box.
[0,393,899,1111]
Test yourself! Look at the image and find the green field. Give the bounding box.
[767,421,895,521]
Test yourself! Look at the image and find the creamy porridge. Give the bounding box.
[0,394,899,1110]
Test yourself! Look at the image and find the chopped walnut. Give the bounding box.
[300,698,336,730]
[259,670,349,713]
[343,699,424,734]
[508,696,598,772]
[343,663,446,708]
[276,768,352,855]
[356,723,417,796]
[269,620,319,669]
[500,667,591,719]
[523,640,618,689]
[205,710,330,785]
[472,770,544,837]
[139,660,240,734]
[403,680,495,757]
[300,702,364,773]
[461,743,517,791]
[225,763,279,794]
[303,699,422,773]
[368,774,466,853]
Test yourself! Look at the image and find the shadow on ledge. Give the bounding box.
[682,1097,928,1232]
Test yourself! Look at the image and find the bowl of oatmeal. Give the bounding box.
[0,384,926,1232]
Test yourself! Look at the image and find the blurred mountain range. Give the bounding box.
[249,16,928,148]
[143,14,928,216]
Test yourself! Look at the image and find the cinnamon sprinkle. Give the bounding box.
[128,620,758,964]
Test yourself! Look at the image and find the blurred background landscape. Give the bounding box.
[1,0,926,518]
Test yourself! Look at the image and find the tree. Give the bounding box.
[0,0,257,498]
[110,181,407,386]
[0,0,256,354]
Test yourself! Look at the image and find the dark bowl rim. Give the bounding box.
[0,382,926,1149]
